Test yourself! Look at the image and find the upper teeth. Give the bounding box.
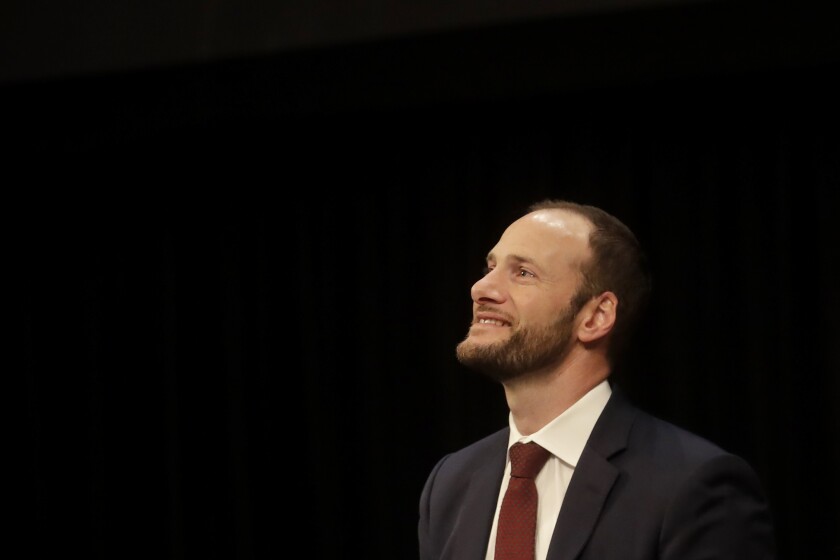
[479,319,506,326]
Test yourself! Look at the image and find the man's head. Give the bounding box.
[455,199,650,383]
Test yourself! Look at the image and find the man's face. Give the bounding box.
[455,209,592,383]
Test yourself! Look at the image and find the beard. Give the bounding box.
[455,304,578,383]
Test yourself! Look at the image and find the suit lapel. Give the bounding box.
[443,433,508,560]
[546,389,637,560]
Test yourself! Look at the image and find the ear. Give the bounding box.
[577,291,617,343]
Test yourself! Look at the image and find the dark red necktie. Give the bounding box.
[495,442,551,560]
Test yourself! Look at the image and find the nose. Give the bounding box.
[470,269,505,304]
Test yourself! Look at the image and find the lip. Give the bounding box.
[473,312,512,327]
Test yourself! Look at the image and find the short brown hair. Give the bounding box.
[528,199,652,367]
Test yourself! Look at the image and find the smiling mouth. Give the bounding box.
[477,318,510,327]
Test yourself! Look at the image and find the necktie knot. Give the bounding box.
[509,442,551,479]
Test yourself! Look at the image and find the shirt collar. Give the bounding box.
[507,379,612,467]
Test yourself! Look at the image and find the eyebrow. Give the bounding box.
[486,252,536,267]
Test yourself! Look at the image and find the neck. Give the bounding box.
[502,350,610,436]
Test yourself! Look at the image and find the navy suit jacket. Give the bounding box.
[418,388,775,560]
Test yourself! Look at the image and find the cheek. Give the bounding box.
[516,296,563,328]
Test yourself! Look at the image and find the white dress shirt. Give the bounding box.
[484,380,612,560]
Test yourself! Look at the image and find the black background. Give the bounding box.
[8,1,840,558]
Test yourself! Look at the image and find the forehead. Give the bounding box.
[490,209,592,271]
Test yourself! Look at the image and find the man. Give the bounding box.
[418,199,775,559]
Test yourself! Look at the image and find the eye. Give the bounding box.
[482,266,494,276]
[517,268,536,278]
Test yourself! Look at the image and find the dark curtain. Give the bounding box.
[13,27,840,560]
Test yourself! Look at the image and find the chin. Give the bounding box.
[457,337,492,352]
[457,338,503,363]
